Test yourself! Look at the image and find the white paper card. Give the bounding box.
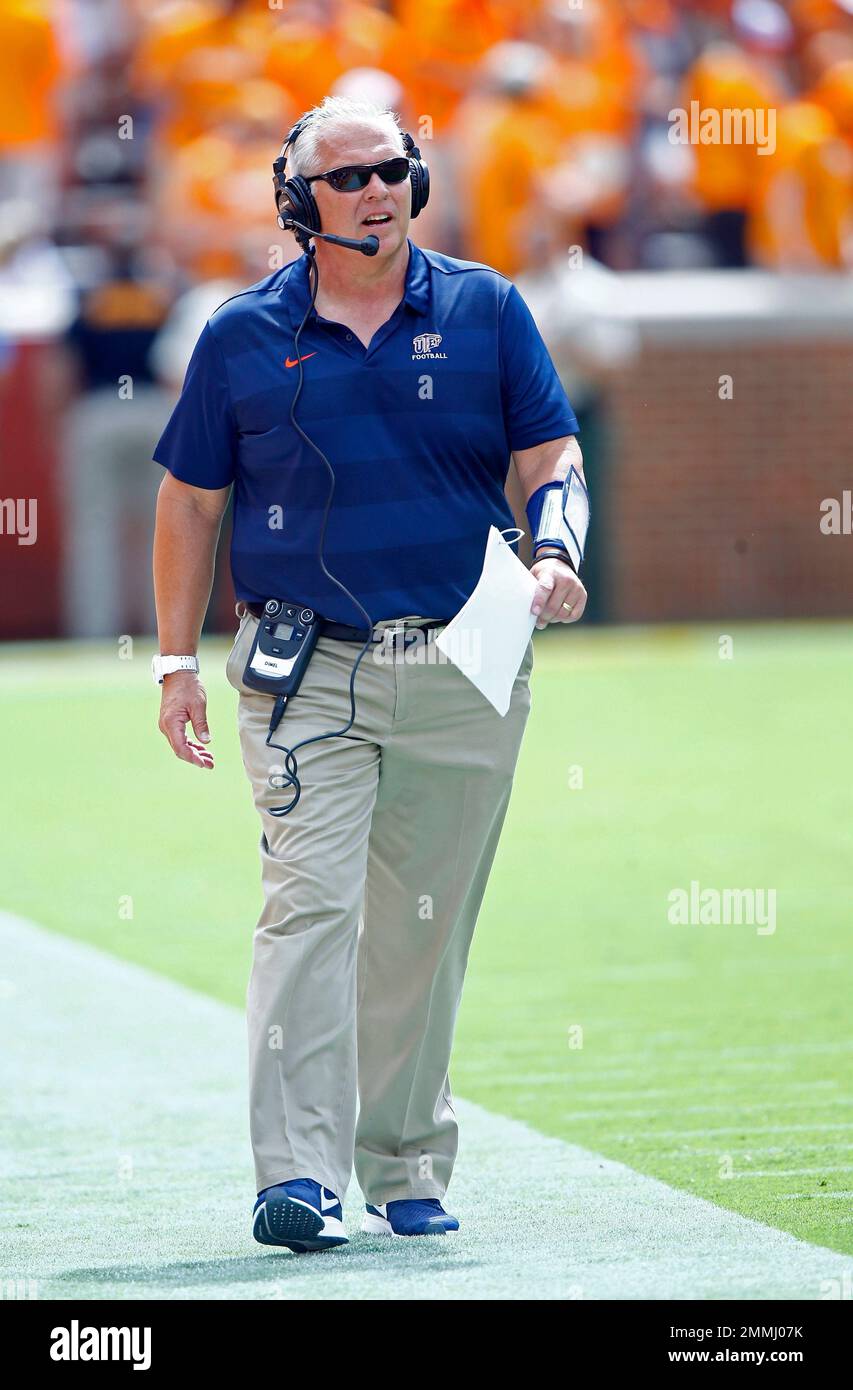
[435,526,537,716]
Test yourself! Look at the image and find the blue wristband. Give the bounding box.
[525,469,589,572]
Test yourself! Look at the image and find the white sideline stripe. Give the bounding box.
[619,1123,853,1140]
[778,1193,853,1201]
[729,1167,853,1179]
[563,1099,852,1122]
[531,1081,842,1100]
[565,1042,853,1063]
[543,1061,848,1082]
[660,1145,853,1159]
[507,1073,843,1086]
[0,910,850,1303]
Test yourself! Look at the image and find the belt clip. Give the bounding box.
[384,620,408,652]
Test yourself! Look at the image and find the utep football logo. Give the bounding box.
[411,332,448,360]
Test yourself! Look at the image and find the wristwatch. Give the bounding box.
[151,654,199,684]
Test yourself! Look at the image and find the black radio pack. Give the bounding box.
[242,598,322,698]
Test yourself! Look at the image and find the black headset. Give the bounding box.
[272,117,430,251]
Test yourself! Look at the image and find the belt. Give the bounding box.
[246,602,448,644]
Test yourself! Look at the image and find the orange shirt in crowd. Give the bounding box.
[808,58,853,143]
[681,43,784,213]
[262,1,408,116]
[542,36,643,146]
[396,0,509,134]
[154,125,289,277]
[789,0,852,39]
[130,0,290,84]
[749,99,852,266]
[131,0,270,148]
[454,91,567,277]
[0,0,60,147]
[799,130,852,265]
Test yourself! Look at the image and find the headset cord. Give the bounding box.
[265,247,375,817]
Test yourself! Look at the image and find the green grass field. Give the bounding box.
[2,620,851,1269]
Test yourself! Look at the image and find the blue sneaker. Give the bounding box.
[253,1179,348,1253]
[362,1198,459,1237]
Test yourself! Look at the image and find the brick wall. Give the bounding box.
[519,269,853,625]
[601,339,853,622]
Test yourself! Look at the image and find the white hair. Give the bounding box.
[286,95,405,178]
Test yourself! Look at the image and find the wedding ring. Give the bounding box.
[562,601,574,613]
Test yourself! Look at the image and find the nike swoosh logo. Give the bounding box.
[320,1190,338,1212]
[285,353,317,368]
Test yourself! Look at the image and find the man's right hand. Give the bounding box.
[158,671,214,769]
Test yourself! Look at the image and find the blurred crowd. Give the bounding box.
[2,0,853,292]
[1,0,852,636]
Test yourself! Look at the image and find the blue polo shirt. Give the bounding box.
[153,240,578,625]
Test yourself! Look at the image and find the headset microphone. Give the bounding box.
[279,215,380,257]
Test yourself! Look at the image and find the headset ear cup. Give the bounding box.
[409,158,430,219]
[284,176,321,233]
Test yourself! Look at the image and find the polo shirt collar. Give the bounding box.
[283,238,430,328]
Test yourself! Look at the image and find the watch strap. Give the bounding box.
[152,654,199,684]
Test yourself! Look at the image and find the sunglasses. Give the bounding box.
[305,157,410,193]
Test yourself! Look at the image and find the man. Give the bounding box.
[152,95,587,1252]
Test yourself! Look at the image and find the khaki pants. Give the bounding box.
[226,610,533,1204]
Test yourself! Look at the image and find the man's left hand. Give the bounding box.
[530,556,587,629]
